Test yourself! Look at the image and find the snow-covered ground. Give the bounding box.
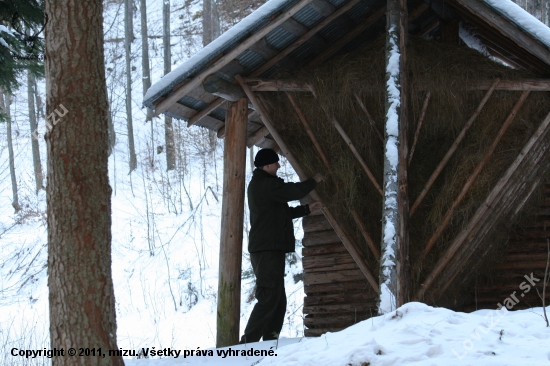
[123,302,550,365]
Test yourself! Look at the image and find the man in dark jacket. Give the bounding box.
[240,148,324,344]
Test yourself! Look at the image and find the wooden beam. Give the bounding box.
[286,92,331,171]
[353,93,384,142]
[468,79,550,91]
[408,91,431,165]
[450,0,550,67]
[245,78,313,92]
[416,90,530,266]
[203,74,247,101]
[330,116,383,195]
[235,74,380,294]
[188,98,225,127]
[351,209,380,261]
[154,0,316,116]
[216,98,247,347]
[251,0,362,77]
[307,6,387,69]
[246,125,269,147]
[415,110,550,300]
[410,79,500,216]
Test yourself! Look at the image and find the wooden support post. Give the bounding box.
[408,91,431,165]
[415,110,550,301]
[286,92,331,171]
[415,90,530,267]
[410,79,500,216]
[216,98,248,347]
[353,93,384,142]
[235,74,380,294]
[379,0,410,313]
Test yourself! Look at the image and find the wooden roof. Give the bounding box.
[144,0,550,148]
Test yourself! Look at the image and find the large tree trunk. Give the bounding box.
[44,0,123,364]
[28,72,44,193]
[0,91,20,212]
[125,0,137,173]
[379,0,410,314]
[163,0,176,170]
[140,0,153,121]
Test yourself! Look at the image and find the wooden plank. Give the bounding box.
[188,98,225,127]
[305,263,359,273]
[302,242,346,256]
[303,229,342,246]
[417,90,530,265]
[304,292,374,305]
[450,0,550,67]
[304,302,377,314]
[244,78,312,92]
[303,252,357,269]
[303,269,367,285]
[236,74,380,294]
[304,280,372,294]
[468,79,550,91]
[410,80,500,216]
[216,98,247,347]
[415,109,550,301]
[303,214,333,233]
[153,0,316,116]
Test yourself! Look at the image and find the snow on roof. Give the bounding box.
[484,0,550,48]
[143,0,296,107]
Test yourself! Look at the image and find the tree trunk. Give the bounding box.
[379,0,410,314]
[44,0,123,364]
[163,0,176,170]
[203,0,221,151]
[28,71,44,193]
[125,0,137,173]
[216,98,247,348]
[0,91,20,212]
[140,0,153,121]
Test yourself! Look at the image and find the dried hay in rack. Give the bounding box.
[260,36,550,303]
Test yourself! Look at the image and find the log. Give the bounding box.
[302,252,357,270]
[246,125,269,147]
[417,90,530,264]
[304,292,373,305]
[304,280,373,295]
[216,98,248,347]
[410,79,500,216]
[203,74,247,101]
[154,0,316,116]
[415,109,550,301]
[303,214,333,233]
[244,78,312,92]
[187,97,225,127]
[302,229,342,246]
[302,242,347,256]
[304,302,377,314]
[303,269,367,285]
[304,263,359,273]
[235,74,380,293]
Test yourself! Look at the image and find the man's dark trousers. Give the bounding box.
[240,251,286,343]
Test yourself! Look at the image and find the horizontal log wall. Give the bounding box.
[302,211,378,336]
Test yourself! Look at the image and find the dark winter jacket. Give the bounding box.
[247,168,316,253]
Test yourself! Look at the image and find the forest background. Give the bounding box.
[0,0,549,364]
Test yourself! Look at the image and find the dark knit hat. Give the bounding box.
[254,148,279,167]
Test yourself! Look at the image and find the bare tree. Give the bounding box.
[163,0,176,170]
[140,0,153,121]
[45,0,123,364]
[203,0,221,46]
[125,0,137,173]
[0,91,20,212]
[27,71,44,193]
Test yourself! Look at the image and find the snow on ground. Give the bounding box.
[125,303,550,366]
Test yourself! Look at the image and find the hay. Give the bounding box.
[261,36,550,301]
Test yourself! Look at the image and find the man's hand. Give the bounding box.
[312,173,325,183]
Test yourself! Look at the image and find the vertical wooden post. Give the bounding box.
[216,98,247,347]
[379,0,410,314]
